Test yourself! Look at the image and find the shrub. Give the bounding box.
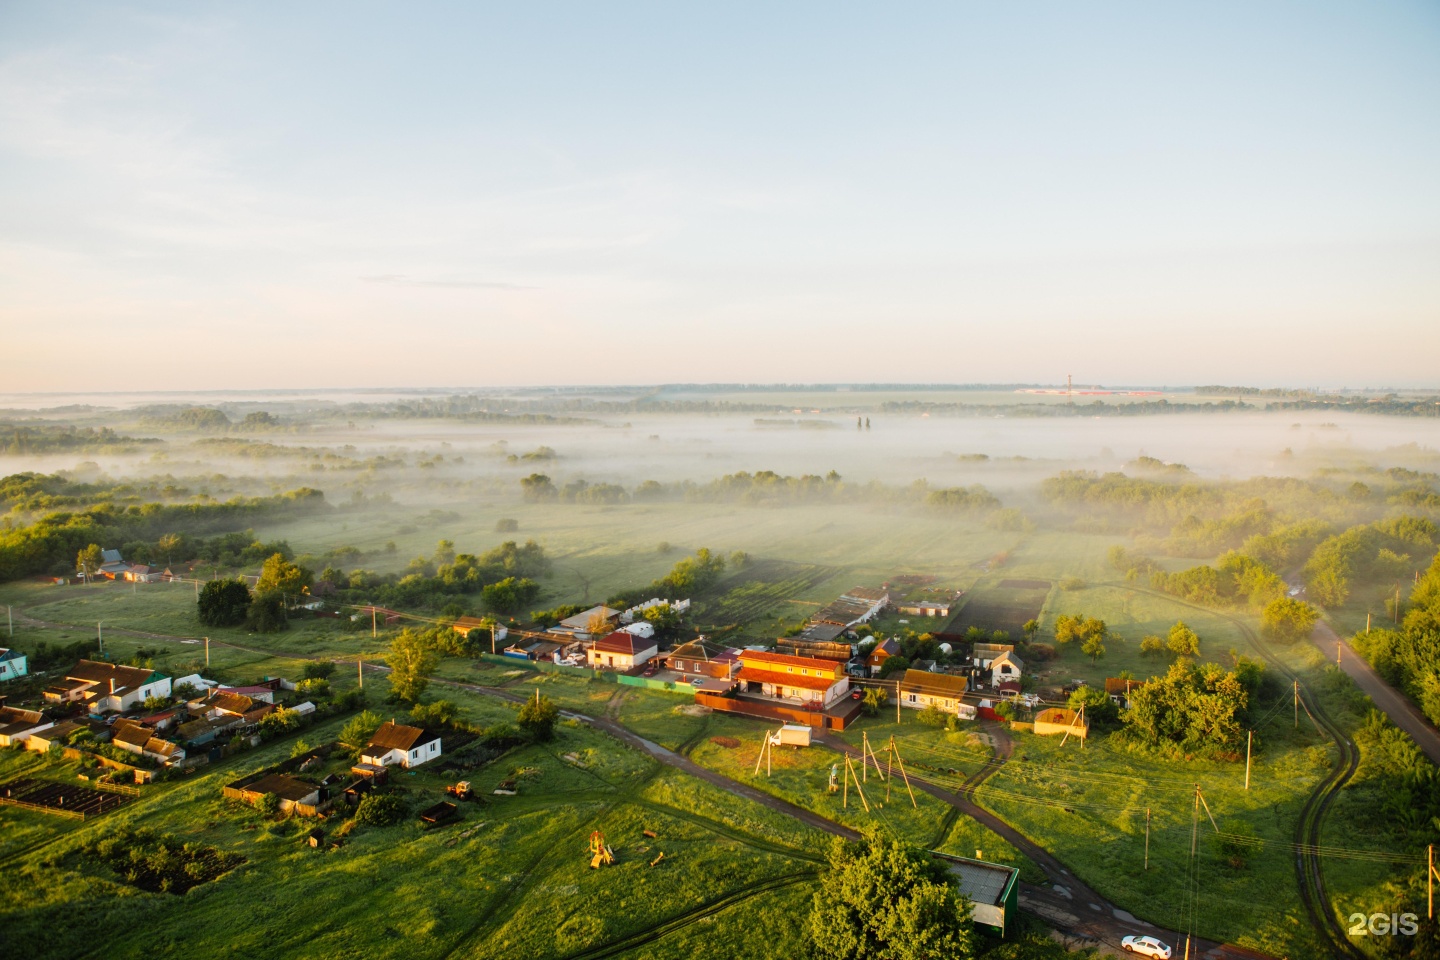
[917,705,948,728]
[353,793,406,827]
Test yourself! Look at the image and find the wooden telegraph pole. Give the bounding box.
[358,658,363,689]
[372,607,378,638]
[1245,730,1252,791]
[886,736,917,809]
[1144,807,1151,871]
[1429,843,1436,919]
[204,637,210,667]
[1294,681,1299,729]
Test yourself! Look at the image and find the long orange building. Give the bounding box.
[735,650,851,708]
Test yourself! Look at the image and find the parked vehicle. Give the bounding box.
[1120,936,1172,959]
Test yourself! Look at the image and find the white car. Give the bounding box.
[1121,936,1173,959]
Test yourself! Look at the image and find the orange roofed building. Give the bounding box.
[736,650,850,708]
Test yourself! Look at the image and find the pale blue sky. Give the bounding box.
[2,2,1437,390]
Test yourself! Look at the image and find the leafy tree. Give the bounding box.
[1022,618,1039,640]
[295,677,330,698]
[519,473,557,501]
[157,533,181,568]
[198,578,252,627]
[353,793,406,827]
[1140,634,1164,657]
[517,690,560,741]
[341,710,384,750]
[302,661,335,680]
[258,708,301,737]
[641,602,682,633]
[410,699,458,727]
[861,687,888,717]
[1123,659,1249,751]
[877,655,911,680]
[77,543,103,579]
[918,705,949,727]
[1260,597,1319,644]
[141,695,171,712]
[257,793,281,818]
[1167,621,1200,657]
[387,629,438,703]
[809,827,975,960]
[256,553,312,595]
[1053,614,1106,648]
[482,576,540,614]
[1067,685,1119,729]
[245,590,288,633]
[1081,633,1107,661]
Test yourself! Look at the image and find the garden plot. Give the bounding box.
[941,580,1052,638]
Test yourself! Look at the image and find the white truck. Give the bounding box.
[769,724,812,748]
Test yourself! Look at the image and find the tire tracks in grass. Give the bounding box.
[557,871,820,960]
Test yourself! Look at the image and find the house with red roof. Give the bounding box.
[587,631,658,671]
[736,650,851,708]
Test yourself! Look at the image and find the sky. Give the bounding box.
[1,2,1438,391]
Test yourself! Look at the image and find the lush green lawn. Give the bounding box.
[0,689,835,960]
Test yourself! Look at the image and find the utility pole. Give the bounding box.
[1337,640,1342,665]
[1429,844,1435,919]
[1144,807,1150,871]
[1245,730,1252,791]
[6,605,10,638]
[491,622,497,656]
[97,621,103,653]
[205,637,210,667]
[372,607,377,638]
[358,659,363,689]
[1294,680,1299,729]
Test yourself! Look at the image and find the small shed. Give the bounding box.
[307,828,325,848]
[420,801,457,824]
[1034,707,1089,739]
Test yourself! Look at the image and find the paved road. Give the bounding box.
[1314,619,1440,767]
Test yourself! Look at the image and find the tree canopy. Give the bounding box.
[809,828,975,960]
[198,578,252,627]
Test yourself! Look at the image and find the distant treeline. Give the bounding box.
[518,470,1003,512]
[1262,396,1440,417]
[880,399,1256,417]
[0,481,329,581]
[1,472,197,516]
[1041,469,1440,548]
[0,423,161,455]
[136,406,292,433]
[336,538,551,615]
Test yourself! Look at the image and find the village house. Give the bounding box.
[989,651,1023,686]
[234,773,324,814]
[898,669,975,718]
[23,721,84,753]
[122,564,162,583]
[111,718,187,765]
[865,637,901,676]
[587,631,658,671]
[736,650,851,708]
[894,594,955,617]
[664,638,741,680]
[1105,677,1145,708]
[453,616,506,644]
[0,706,52,746]
[550,605,622,640]
[361,721,442,769]
[44,660,172,714]
[0,647,29,682]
